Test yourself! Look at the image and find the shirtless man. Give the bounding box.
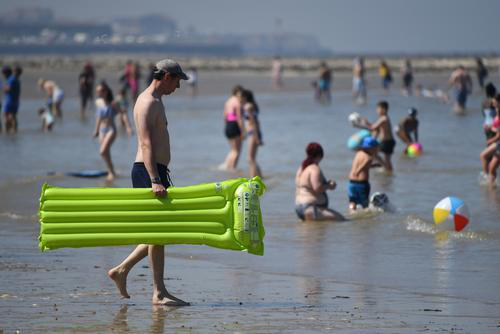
[348,136,385,211]
[448,65,472,113]
[356,101,395,172]
[107,59,189,306]
[396,108,419,153]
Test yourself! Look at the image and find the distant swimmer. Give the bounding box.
[38,78,64,118]
[348,136,386,212]
[355,101,395,172]
[352,57,367,105]
[220,85,245,171]
[401,59,413,96]
[2,65,22,133]
[476,57,488,90]
[482,83,497,140]
[295,143,345,221]
[93,81,117,182]
[115,88,134,136]
[480,93,500,188]
[242,89,263,178]
[415,84,449,103]
[316,61,332,104]
[121,61,141,103]
[396,108,419,154]
[378,60,392,93]
[185,67,198,97]
[272,56,283,90]
[38,107,54,132]
[448,65,472,113]
[78,61,96,117]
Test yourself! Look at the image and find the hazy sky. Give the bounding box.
[3,0,500,53]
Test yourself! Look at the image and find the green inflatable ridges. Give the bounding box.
[38,177,266,255]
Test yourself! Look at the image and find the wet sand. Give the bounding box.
[1,67,500,333]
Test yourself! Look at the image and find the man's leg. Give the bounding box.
[108,244,149,298]
[149,245,189,306]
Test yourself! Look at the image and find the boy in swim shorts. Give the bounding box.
[356,101,396,172]
[348,136,384,211]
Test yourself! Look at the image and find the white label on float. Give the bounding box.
[243,191,250,232]
[237,189,243,213]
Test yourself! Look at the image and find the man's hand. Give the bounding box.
[152,183,167,197]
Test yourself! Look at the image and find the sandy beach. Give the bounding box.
[1,63,500,333]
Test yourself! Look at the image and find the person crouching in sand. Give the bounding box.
[295,143,345,221]
[38,78,64,118]
[348,136,386,212]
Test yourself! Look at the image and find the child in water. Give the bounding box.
[396,108,419,153]
[38,107,54,132]
[348,136,385,212]
[356,101,395,172]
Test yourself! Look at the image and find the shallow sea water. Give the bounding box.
[0,81,499,333]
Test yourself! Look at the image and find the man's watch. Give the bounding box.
[151,177,162,185]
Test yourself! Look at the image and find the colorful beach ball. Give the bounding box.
[407,143,423,157]
[433,197,469,232]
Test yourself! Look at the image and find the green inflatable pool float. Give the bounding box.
[39,177,266,255]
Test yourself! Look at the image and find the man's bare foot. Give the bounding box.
[152,292,190,306]
[108,267,130,298]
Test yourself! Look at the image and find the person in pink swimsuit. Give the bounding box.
[480,94,500,188]
[220,85,244,171]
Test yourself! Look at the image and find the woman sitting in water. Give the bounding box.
[295,143,345,221]
[93,81,117,181]
[241,89,263,177]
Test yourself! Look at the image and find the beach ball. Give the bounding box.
[407,143,423,157]
[348,112,361,125]
[347,129,371,150]
[433,197,469,232]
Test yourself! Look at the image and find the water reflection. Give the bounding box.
[295,221,330,305]
[110,304,175,334]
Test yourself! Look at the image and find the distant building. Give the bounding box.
[0,7,111,42]
[112,14,177,37]
[0,8,330,57]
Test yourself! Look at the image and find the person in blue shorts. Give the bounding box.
[2,65,22,133]
[348,136,385,211]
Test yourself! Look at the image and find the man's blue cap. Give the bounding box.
[360,136,379,149]
[408,108,417,116]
